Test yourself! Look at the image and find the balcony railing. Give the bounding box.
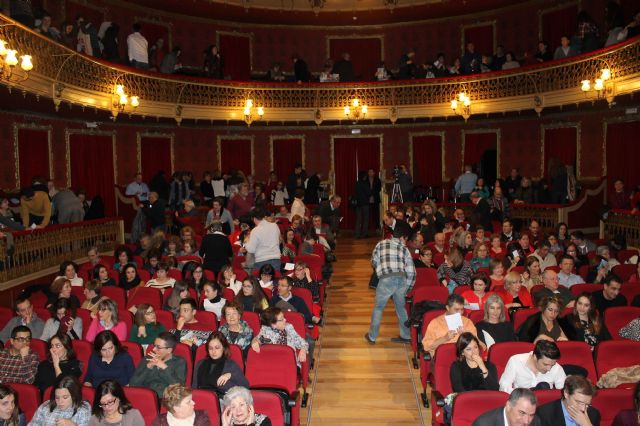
[602,210,640,248]
[0,14,639,123]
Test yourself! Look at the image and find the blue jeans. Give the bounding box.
[368,275,410,341]
[254,258,282,273]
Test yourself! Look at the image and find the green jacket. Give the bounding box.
[129,354,186,397]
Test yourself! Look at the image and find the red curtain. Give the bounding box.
[218,34,251,80]
[141,137,172,183]
[606,121,640,188]
[333,137,380,229]
[464,25,494,56]
[220,138,252,175]
[18,129,50,189]
[544,127,577,177]
[413,135,442,187]
[69,134,115,216]
[542,5,578,51]
[63,2,104,27]
[464,132,497,167]
[272,138,303,181]
[328,38,382,81]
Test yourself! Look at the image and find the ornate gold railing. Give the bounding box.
[1,14,639,122]
[602,210,640,248]
[0,218,124,285]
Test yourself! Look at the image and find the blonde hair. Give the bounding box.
[504,271,522,291]
[162,384,192,413]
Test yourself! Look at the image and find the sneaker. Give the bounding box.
[390,336,411,344]
[364,333,375,344]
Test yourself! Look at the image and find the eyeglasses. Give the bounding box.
[98,307,111,312]
[153,344,169,350]
[99,399,118,408]
[50,343,64,349]
[13,337,31,342]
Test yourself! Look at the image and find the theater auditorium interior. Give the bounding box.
[0,0,640,425]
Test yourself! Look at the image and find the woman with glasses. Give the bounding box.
[151,384,210,426]
[257,264,275,292]
[461,272,491,311]
[83,331,135,388]
[218,302,253,353]
[130,304,166,349]
[291,261,320,302]
[251,307,308,367]
[236,277,268,313]
[0,384,25,426]
[30,375,91,426]
[164,282,191,319]
[182,262,207,297]
[193,332,248,394]
[35,334,82,393]
[89,380,144,426]
[85,299,127,343]
[40,298,83,341]
[470,243,491,272]
[517,296,568,343]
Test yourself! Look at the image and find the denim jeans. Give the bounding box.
[254,258,282,273]
[368,275,410,341]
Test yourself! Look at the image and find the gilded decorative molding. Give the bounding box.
[215,31,254,73]
[409,131,446,183]
[329,133,383,183]
[64,129,117,188]
[460,128,500,177]
[325,34,385,63]
[537,1,580,41]
[216,135,256,176]
[269,135,306,172]
[460,20,497,56]
[136,132,176,176]
[540,122,580,180]
[13,123,53,190]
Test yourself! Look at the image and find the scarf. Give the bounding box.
[197,357,225,390]
[166,411,196,426]
[121,276,141,290]
[275,328,287,345]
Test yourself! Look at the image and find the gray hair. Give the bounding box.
[596,245,610,256]
[483,294,506,322]
[208,221,223,233]
[222,386,253,409]
[508,388,537,406]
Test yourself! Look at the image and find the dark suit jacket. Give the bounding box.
[472,198,493,231]
[473,407,541,426]
[537,399,600,426]
[316,201,340,225]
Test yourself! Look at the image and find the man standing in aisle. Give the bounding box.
[365,223,415,344]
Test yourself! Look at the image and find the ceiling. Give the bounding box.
[122,0,534,26]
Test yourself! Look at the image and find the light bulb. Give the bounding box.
[0,40,7,57]
[451,99,458,110]
[243,106,251,116]
[5,50,18,67]
[115,85,125,96]
[119,94,128,105]
[594,79,604,91]
[581,80,590,92]
[246,99,253,108]
[458,92,466,102]
[601,69,611,81]
[257,106,264,116]
[20,55,33,71]
[361,105,368,114]
[344,106,350,116]
[352,99,359,107]
[463,98,471,107]
[130,96,139,107]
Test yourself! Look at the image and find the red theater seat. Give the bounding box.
[8,383,40,422]
[604,306,640,340]
[591,388,635,425]
[488,342,535,378]
[451,390,509,426]
[124,386,158,425]
[595,340,640,386]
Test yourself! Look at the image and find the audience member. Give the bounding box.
[30,376,91,426]
[0,296,44,345]
[499,340,566,393]
[251,307,308,367]
[534,270,575,308]
[40,298,83,341]
[90,380,145,426]
[472,388,541,426]
[517,296,568,343]
[84,331,135,387]
[85,299,128,343]
[193,332,249,393]
[536,375,600,426]
[591,273,627,313]
[422,294,480,356]
[152,384,210,426]
[0,384,25,426]
[130,304,166,348]
[221,386,271,426]
[0,325,39,384]
[129,332,186,397]
[557,255,585,288]
[171,298,212,349]
[476,294,516,349]
[34,333,82,393]
[127,23,149,70]
[559,293,610,349]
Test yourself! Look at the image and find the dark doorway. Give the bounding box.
[480,149,497,186]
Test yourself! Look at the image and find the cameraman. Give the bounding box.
[397,164,413,202]
[141,191,167,232]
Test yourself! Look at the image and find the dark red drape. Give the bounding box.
[18,129,50,189]
[218,34,251,80]
[541,5,578,51]
[272,138,303,181]
[328,38,382,81]
[141,137,172,183]
[544,127,577,177]
[69,134,115,216]
[464,132,497,168]
[334,137,380,229]
[606,121,640,188]
[464,25,494,56]
[220,138,252,175]
[413,135,442,187]
[62,2,104,28]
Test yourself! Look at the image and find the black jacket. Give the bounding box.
[473,407,541,426]
[198,233,233,273]
[141,199,166,228]
[354,179,371,207]
[472,198,493,231]
[537,399,600,426]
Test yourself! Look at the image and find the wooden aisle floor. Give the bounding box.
[301,236,431,426]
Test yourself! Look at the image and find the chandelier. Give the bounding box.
[309,0,325,16]
[581,68,613,105]
[450,92,472,121]
[0,38,33,83]
[243,99,264,126]
[111,84,139,118]
[344,98,368,121]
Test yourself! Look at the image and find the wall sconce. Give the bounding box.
[450,92,471,121]
[111,84,140,118]
[580,68,614,106]
[0,38,34,82]
[344,98,368,121]
[243,99,264,126]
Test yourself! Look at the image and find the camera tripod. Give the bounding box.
[391,181,403,204]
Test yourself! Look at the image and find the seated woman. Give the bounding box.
[81,280,107,314]
[497,271,533,315]
[521,256,542,291]
[84,331,135,387]
[507,234,533,267]
[56,260,84,287]
[517,296,568,343]
[129,304,166,349]
[218,302,254,353]
[470,243,491,272]
[236,277,269,313]
[152,384,210,426]
[565,243,589,270]
[547,234,564,255]
[489,235,505,259]
[476,294,515,349]
[560,293,610,349]
[251,307,308,367]
[414,247,436,269]
[222,386,272,426]
[258,264,276,292]
[92,264,116,287]
[119,264,145,291]
[113,246,135,273]
[453,230,475,257]
[164,281,191,318]
[143,249,161,277]
[488,258,506,290]
[40,298,83,341]
[281,229,298,260]
[450,332,499,393]
[585,255,609,284]
[30,376,91,426]
[145,262,176,290]
[182,262,208,297]
[437,247,473,293]
[461,272,492,311]
[0,384,25,426]
[194,332,249,394]
[85,299,128,343]
[178,239,198,257]
[218,265,242,295]
[47,277,81,310]
[90,380,144,426]
[35,334,82,393]
[200,281,226,318]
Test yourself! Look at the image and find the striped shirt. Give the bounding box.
[371,237,416,293]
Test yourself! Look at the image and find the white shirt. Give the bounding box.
[127,31,148,63]
[499,352,566,393]
[227,280,242,295]
[291,198,306,220]
[125,181,150,201]
[56,275,84,287]
[245,219,281,263]
[203,297,226,318]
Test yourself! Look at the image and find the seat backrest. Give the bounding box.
[251,390,286,426]
[291,287,314,312]
[415,268,439,288]
[155,310,176,330]
[513,308,540,333]
[118,309,133,339]
[620,284,640,306]
[420,310,447,338]
[33,307,51,321]
[411,285,449,305]
[555,341,597,382]
[451,390,509,426]
[595,340,640,378]
[71,286,86,303]
[533,389,562,407]
[121,341,144,368]
[71,339,93,382]
[283,311,307,343]
[488,341,535,378]
[432,343,457,397]
[604,306,640,340]
[0,307,14,331]
[245,345,297,396]
[173,342,194,387]
[223,288,236,303]
[76,308,93,339]
[468,310,485,324]
[569,283,604,298]
[102,286,126,308]
[138,269,151,283]
[613,264,637,281]
[163,287,198,306]
[44,385,96,403]
[29,338,47,361]
[617,249,639,263]
[591,388,635,425]
[127,287,163,310]
[191,389,221,425]
[194,311,218,330]
[8,383,40,422]
[124,386,159,425]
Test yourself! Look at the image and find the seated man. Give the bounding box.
[501,219,520,243]
[534,270,575,308]
[422,294,480,357]
[499,340,566,393]
[531,240,557,272]
[557,255,585,288]
[592,274,627,314]
[570,231,596,256]
[0,325,40,384]
[473,388,541,426]
[536,375,600,426]
[311,214,335,250]
[527,220,545,248]
[171,298,212,348]
[129,331,186,397]
[271,276,321,326]
[0,296,45,345]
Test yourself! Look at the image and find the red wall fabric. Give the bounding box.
[18,129,50,189]
[328,38,382,81]
[220,138,252,175]
[464,132,497,167]
[272,138,303,181]
[218,34,251,80]
[464,25,494,56]
[69,134,115,216]
[141,137,172,183]
[412,135,442,187]
[606,121,640,188]
[541,5,578,50]
[544,127,577,177]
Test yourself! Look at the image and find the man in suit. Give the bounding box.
[470,191,492,231]
[473,388,541,426]
[537,375,600,426]
[316,195,342,236]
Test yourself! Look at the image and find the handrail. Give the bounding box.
[602,210,640,248]
[0,14,639,122]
